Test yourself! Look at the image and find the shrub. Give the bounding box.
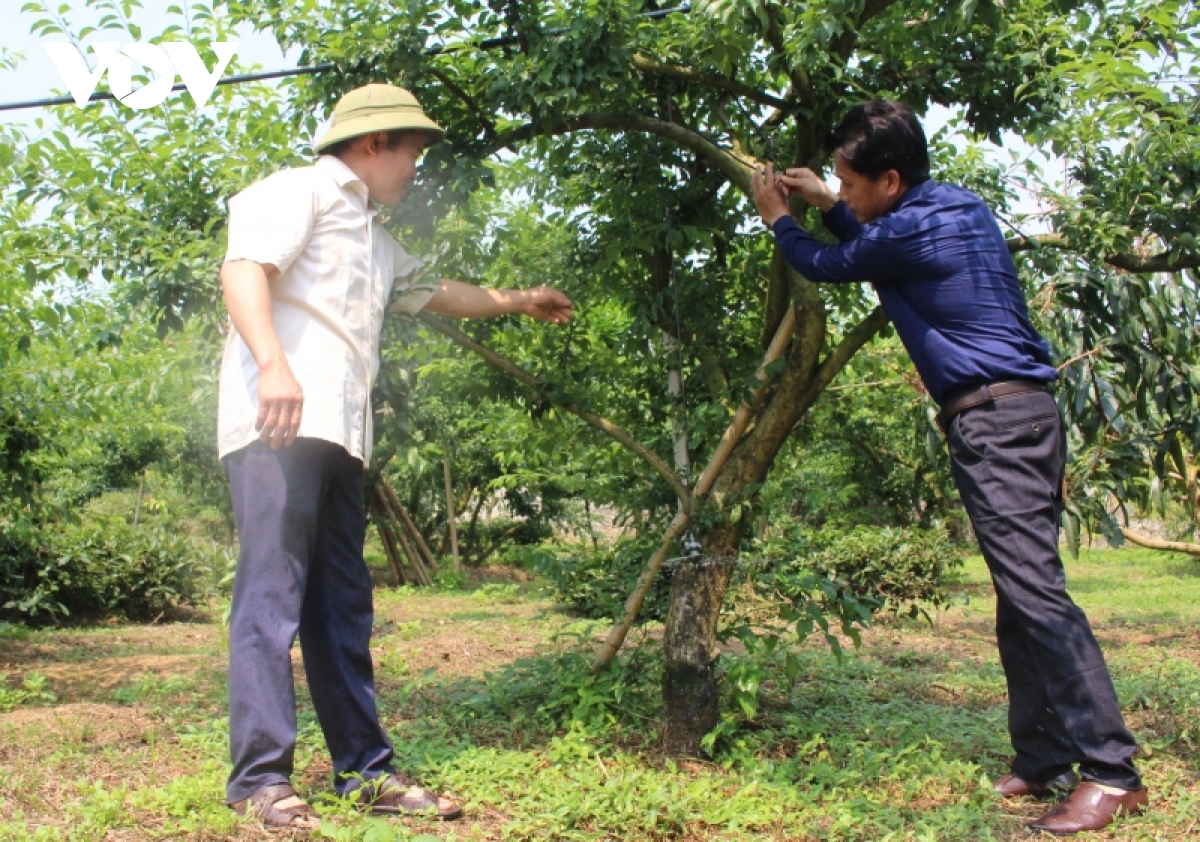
[0,520,226,623]
[534,535,672,621]
[759,524,961,615]
[464,517,554,567]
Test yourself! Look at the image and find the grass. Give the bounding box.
[0,549,1198,840]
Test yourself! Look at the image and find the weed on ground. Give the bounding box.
[1,550,1198,840]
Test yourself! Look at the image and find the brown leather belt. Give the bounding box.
[936,380,1052,434]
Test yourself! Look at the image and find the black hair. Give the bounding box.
[320,129,416,159]
[825,100,930,186]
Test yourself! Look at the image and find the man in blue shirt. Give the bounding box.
[750,100,1147,835]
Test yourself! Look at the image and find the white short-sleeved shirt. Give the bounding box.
[218,154,436,462]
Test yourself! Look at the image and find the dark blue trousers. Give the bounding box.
[947,390,1141,790]
[224,439,395,804]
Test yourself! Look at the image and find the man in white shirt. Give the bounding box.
[219,84,573,830]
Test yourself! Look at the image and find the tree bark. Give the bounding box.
[443,459,460,573]
[661,519,739,755]
[370,490,409,587]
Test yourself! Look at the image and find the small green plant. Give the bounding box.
[443,633,662,738]
[0,671,57,711]
[1,521,227,623]
[471,582,521,603]
[757,523,962,616]
[431,567,468,591]
[0,621,30,639]
[112,672,191,705]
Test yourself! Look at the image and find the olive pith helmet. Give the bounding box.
[314,83,444,152]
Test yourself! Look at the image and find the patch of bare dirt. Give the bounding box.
[1,623,218,669]
[1,701,158,746]
[34,653,206,702]
[374,594,557,679]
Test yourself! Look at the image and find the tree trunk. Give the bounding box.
[443,459,460,573]
[659,260,886,754]
[661,519,739,754]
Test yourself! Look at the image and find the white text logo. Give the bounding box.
[43,41,239,110]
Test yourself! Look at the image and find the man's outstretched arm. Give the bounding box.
[425,279,574,324]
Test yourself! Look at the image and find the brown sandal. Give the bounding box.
[232,783,320,832]
[354,773,463,821]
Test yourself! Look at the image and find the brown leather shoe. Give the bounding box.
[1028,782,1148,835]
[993,770,1079,799]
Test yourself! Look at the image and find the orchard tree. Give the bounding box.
[7,0,1198,754]
[225,0,1199,753]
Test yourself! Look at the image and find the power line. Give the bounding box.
[0,4,692,113]
[0,64,331,112]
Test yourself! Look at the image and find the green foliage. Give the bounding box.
[5,551,1200,838]
[429,566,468,591]
[534,535,672,621]
[751,523,960,619]
[3,0,1197,771]
[0,522,225,623]
[707,520,960,737]
[448,639,662,738]
[800,526,962,615]
[0,672,57,712]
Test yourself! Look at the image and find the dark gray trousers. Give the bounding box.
[947,389,1140,790]
[224,439,394,804]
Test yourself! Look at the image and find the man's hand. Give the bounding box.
[256,360,304,449]
[516,286,574,324]
[221,259,304,448]
[777,167,838,212]
[751,163,791,227]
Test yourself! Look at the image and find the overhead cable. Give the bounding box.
[0,4,692,113]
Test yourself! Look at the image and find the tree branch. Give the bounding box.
[413,311,690,504]
[595,307,890,672]
[428,67,497,138]
[493,112,757,193]
[792,306,891,415]
[1007,233,1200,274]
[762,3,814,109]
[1121,527,1200,557]
[593,308,799,672]
[631,53,787,108]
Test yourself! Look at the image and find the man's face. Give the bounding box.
[366,132,429,207]
[833,153,905,223]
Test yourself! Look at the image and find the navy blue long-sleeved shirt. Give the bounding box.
[771,179,1057,406]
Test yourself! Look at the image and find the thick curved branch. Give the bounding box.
[593,308,799,672]
[762,3,814,109]
[494,112,757,193]
[595,306,889,671]
[631,53,787,108]
[1007,234,1200,274]
[1121,527,1200,557]
[794,306,891,412]
[413,311,689,504]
